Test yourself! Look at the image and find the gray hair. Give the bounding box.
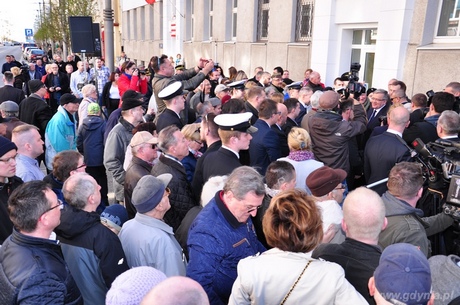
[158,125,180,152]
[373,89,390,103]
[310,90,323,109]
[63,173,97,210]
[223,166,265,200]
[438,110,460,135]
[82,84,97,98]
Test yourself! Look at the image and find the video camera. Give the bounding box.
[412,138,460,218]
[340,63,366,100]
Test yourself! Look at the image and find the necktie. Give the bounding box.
[369,109,377,121]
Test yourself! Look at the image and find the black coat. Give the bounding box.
[202,147,242,183]
[271,125,289,157]
[19,94,53,139]
[151,154,198,231]
[156,108,184,133]
[0,85,25,104]
[0,176,23,245]
[191,140,222,202]
[312,238,382,305]
[0,229,83,304]
[282,117,298,136]
[364,131,412,195]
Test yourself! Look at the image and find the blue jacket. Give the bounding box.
[77,115,106,166]
[187,191,266,305]
[249,119,281,175]
[0,229,83,304]
[45,106,77,169]
[182,151,198,183]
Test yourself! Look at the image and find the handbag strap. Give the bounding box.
[280,260,312,305]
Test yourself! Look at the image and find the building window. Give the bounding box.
[351,29,377,87]
[186,0,194,40]
[437,0,460,36]
[140,6,145,41]
[210,0,214,39]
[296,0,313,42]
[232,0,237,39]
[257,0,269,40]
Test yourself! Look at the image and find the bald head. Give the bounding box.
[141,276,209,305]
[388,105,410,130]
[342,187,386,243]
[319,91,340,110]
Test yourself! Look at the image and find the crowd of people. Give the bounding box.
[0,50,459,304]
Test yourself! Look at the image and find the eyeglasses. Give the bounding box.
[74,163,86,170]
[42,199,63,215]
[194,140,203,145]
[0,154,17,163]
[246,205,262,213]
[163,187,171,197]
[334,184,346,191]
[274,111,282,116]
[391,97,401,101]
[370,97,386,102]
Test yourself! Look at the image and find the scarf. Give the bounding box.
[288,150,315,162]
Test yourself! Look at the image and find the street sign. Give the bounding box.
[25,29,33,37]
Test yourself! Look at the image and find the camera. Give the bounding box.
[342,63,365,99]
[139,69,146,75]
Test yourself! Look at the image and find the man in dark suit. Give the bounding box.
[365,89,391,142]
[156,81,186,133]
[282,98,300,136]
[409,93,428,126]
[403,92,455,145]
[0,72,25,104]
[44,63,70,113]
[271,102,289,157]
[202,112,258,183]
[191,113,222,202]
[364,106,412,195]
[245,86,266,125]
[249,99,281,175]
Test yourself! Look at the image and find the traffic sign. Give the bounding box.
[25,29,33,36]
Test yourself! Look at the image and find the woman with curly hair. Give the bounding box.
[229,189,367,305]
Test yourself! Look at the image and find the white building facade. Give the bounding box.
[118,0,459,95]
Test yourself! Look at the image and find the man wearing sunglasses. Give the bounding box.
[124,131,159,219]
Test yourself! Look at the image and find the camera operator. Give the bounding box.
[403,92,455,145]
[378,162,454,257]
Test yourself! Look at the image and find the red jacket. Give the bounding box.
[118,73,147,107]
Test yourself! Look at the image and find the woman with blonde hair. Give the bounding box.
[278,127,323,192]
[229,189,367,305]
[181,123,203,182]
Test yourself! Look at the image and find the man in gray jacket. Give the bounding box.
[151,54,215,116]
[378,162,453,257]
[104,90,144,203]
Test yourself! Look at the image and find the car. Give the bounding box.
[28,49,45,62]
[21,42,37,52]
[23,47,39,59]
[3,41,13,46]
